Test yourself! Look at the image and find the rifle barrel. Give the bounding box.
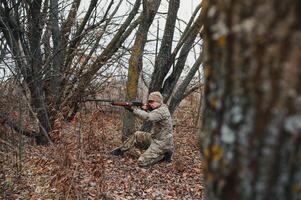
[84,98,114,103]
[83,99,145,108]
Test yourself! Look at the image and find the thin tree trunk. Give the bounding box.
[50,0,63,107]
[168,51,203,114]
[148,0,180,94]
[122,0,161,140]
[27,0,52,144]
[162,10,205,102]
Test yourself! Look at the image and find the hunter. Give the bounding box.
[111,91,173,167]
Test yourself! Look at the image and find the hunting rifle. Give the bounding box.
[83,98,150,111]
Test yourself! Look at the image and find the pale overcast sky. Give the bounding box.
[77,0,202,72]
[79,0,200,24]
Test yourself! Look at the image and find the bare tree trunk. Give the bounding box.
[49,0,63,107]
[0,0,52,144]
[27,0,52,144]
[202,0,301,199]
[122,0,161,140]
[161,10,204,102]
[148,0,180,94]
[139,1,205,132]
[168,52,203,115]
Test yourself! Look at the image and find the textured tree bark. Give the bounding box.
[122,0,161,140]
[148,0,180,94]
[168,52,203,115]
[27,0,52,144]
[202,0,301,199]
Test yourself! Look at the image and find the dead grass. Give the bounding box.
[1,103,204,199]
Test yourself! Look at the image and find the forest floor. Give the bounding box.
[1,105,204,200]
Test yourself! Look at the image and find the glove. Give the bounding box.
[124,106,133,112]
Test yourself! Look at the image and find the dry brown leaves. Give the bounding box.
[1,105,204,199]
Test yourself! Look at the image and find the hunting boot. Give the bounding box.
[110,147,124,156]
[163,151,173,163]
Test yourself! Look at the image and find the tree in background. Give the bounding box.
[122,0,161,140]
[202,0,301,199]
[123,0,205,138]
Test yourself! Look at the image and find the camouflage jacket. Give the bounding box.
[133,104,173,150]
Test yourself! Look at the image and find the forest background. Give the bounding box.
[0,0,300,199]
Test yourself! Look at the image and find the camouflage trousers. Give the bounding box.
[120,131,170,167]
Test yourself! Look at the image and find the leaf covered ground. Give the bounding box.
[1,106,204,199]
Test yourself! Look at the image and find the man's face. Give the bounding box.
[148,100,161,110]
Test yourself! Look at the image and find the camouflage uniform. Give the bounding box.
[118,92,173,167]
